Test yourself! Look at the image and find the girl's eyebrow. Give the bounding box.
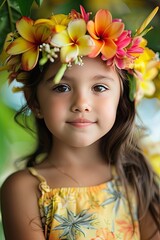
[45,74,115,84]
[92,74,115,82]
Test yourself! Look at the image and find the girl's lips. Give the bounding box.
[67,118,95,127]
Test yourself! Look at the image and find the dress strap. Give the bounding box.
[111,165,116,177]
[110,165,119,182]
[28,167,51,193]
[28,167,46,182]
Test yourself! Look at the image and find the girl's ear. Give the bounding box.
[32,107,43,119]
[24,89,43,119]
[36,111,43,119]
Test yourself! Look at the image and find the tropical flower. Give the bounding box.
[106,31,144,69]
[106,30,132,68]
[133,46,159,101]
[87,9,124,59]
[91,228,115,240]
[140,138,160,175]
[116,219,140,240]
[35,14,71,33]
[50,18,94,83]
[101,181,124,213]
[6,16,52,71]
[0,5,159,101]
[53,209,95,240]
[51,18,94,63]
[147,154,160,175]
[100,181,126,232]
[152,66,160,100]
[126,36,144,60]
[0,33,14,66]
[70,5,91,22]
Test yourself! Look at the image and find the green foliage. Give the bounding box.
[17,0,35,16]
[128,74,136,101]
[0,0,43,52]
[35,0,43,6]
[0,71,36,172]
[17,0,43,16]
[0,0,21,52]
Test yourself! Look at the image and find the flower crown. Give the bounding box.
[0,5,159,101]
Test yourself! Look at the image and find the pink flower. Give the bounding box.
[104,30,131,68]
[126,36,144,58]
[70,5,91,22]
[106,32,144,69]
[80,5,91,22]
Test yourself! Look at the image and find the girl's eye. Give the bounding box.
[93,84,109,92]
[52,84,71,92]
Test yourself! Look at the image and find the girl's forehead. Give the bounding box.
[43,57,119,82]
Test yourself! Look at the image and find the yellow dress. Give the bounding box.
[28,167,140,240]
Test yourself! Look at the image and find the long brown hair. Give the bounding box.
[15,63,160,235]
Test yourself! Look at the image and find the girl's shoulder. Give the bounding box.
[1,169,46,239]
[1,168,41,200]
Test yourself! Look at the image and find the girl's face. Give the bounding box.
[36,57,121,147]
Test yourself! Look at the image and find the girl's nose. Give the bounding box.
[71,94,92,113]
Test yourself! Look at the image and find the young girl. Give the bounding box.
[0,5,160,240]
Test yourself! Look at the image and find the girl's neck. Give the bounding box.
[36,139,112,188]
[46,139,106,168]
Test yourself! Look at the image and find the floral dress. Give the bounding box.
[28,167,140,240]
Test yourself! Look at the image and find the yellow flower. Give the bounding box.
[149,154,160,176]
[141,139,160,175]
[153,71,160,100]
[6,16,52,71]
[134,46,159,101]
[35,14,71,33]
[51,18,94,63]
[0,33,14,66]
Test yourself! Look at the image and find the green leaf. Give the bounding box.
[54,64,68,84]
[35,0,43,6]
[0,0,6,9]
[17,0,34,16]
[128,74,136,101]
[0,0,21,52]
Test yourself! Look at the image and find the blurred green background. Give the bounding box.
[0,0,160,239]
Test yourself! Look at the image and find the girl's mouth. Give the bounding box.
[67,118,95,127]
